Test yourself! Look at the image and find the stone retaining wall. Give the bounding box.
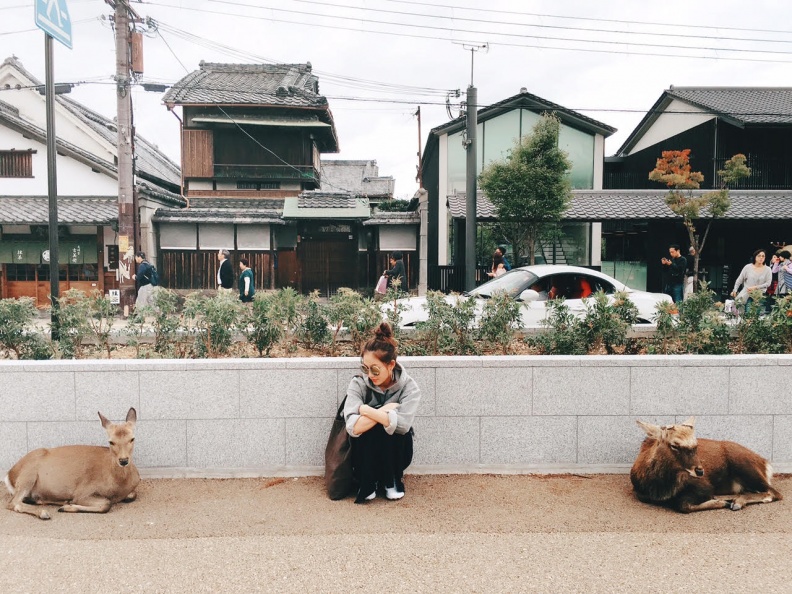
[1,355,791,477]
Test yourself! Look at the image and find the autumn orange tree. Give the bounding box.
[649,150,750,292]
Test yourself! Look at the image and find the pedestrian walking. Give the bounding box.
[217,249,233,293]
[344,322,421,503]
[731,248,771,312]
[132,251,157,309]
[383,251,407,291]
[238,258,255,303]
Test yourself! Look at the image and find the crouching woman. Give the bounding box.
[344,322,421,503]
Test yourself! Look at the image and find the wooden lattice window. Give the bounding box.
[0,150,35,177]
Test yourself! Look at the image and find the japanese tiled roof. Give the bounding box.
[448,190,792,221]
[0,197,117,225]
[297,192,361,208]
[362,211,420,226]
[666,87,792,124]
[153,198,284,224]
[163,62,326,108]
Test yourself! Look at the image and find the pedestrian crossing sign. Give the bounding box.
[35,0,73,49]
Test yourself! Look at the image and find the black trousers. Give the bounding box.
[351,424,413,493]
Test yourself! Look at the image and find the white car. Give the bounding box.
[387,264,671,328]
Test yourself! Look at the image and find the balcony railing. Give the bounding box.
[212,164,319,183]
[605,156,792,191]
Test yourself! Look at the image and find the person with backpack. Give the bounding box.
[133,251,158,309]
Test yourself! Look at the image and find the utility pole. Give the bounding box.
[112,0,137,315]
[44,35,60,339]
[458,43,487,291]
[415,106,422,187]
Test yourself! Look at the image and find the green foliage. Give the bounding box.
[478,290,524,354]
[245,292,284,357]
[56,289,93,359]
[269,287,302,339]
[581,291,639,354]
[123,308,148,358]
[649,284,732,355]
[296,291,329,350]
[382,279,409,340]
[0,297,51,360]
[769,294,792,352]
[528,298,587,355]
[376,199,412,212]
[323,288,382,355]
[85,291,118,359]
[415,291,478,355]
[183,292,244,358]
[734,290,783,354]
[150,289,184,357]
[478,113,572,265]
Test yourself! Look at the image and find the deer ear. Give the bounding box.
[98,412,110,428]
[681,416,696,428]
[636,420,661,439]
[126,407,137,425]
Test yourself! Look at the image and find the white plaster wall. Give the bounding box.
[0,126,117,195]
[593,134,605,190]
[630,99,714,155]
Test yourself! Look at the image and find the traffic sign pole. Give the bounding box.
[44,33,60,340]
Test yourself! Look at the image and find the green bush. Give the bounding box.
[56,289,93,359]
[0,297,51,360]
[415,291,478,355]
[245,292,284,357]
[183,292,244,358]
[581,291,638,354]
[529,298,587,355]
[297,291,329,350]
[478,290,524,354]
[150,289,185,357]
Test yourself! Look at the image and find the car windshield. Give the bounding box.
[467,270,539,299]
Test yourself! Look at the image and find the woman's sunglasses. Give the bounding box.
[360,363,383,377]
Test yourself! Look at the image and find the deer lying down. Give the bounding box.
[3,408,140,520]
[630,417,782,513]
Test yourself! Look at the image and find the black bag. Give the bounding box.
[149,265,159,287]
[324,396,355,500]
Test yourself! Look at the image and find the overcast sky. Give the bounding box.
[3,0,792,198]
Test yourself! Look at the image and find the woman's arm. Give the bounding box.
[352,402,399,434]
[732,265,748,294]
[755,267,772,291]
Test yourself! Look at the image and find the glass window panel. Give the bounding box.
[482,110,521,168]
[446,130,466,194]
[559,124,594,189]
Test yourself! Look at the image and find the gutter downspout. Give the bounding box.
[168,106,188,208]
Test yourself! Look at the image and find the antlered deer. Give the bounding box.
[630,417,782,513]
[3,408,140,520]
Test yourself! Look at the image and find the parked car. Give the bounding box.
[385,265,671,328]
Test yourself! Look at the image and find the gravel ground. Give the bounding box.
[1,474,791,593]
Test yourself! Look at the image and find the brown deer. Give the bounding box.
[630,417,782,513]
[3,408,140,520]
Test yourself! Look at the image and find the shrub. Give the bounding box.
[478,290,524,354]
[0,297,51,360]
[581,290,638,354]
[769,294,792,352]
[245,292,284,357]
[529,298,586,355]
[85,291,118,359]
[415,291,478,355]
[56,289,93,359]
[150,289,184,357]
[734,289,783,354]
[183,292,244,358]
[123,307,148,358]
[297,291,329,350]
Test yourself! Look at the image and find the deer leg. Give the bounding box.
[677,499,730,513]
[729,490,782,510]
[121,490,137,503]
[58,496,112,514]
[6,472,51,520]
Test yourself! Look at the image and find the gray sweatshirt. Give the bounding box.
[344,362,421,437]
[733,263,771,300]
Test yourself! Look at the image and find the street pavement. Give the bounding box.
[1,474,791,593]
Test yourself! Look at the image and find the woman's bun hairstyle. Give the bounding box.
[362,322,398,362]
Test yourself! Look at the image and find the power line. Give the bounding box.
[205,0,792,57]
[383,0,792,37]
[293,0,792,46]
[141,1,792,64]
[0,16,98,36]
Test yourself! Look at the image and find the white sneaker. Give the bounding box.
[364,490,376,501]
[385,486,404,500]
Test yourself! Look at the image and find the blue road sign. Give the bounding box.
[35,0,72,49]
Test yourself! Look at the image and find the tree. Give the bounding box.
[478,114,572,265]
[649,150,750,291]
